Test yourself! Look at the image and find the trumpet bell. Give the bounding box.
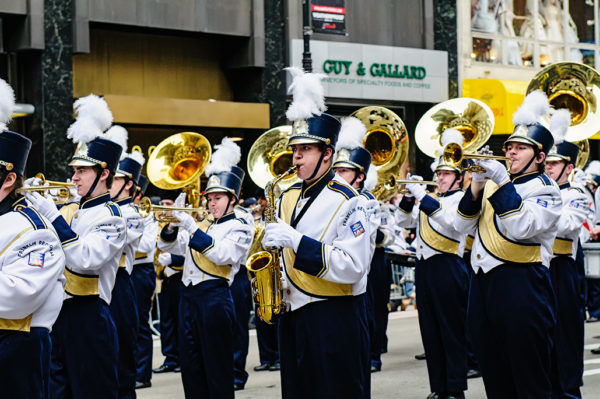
[147,132,211,190]
[247,126,299,190]
[527,62,600,142]
[415,98,494,159]
[350,106,409,200]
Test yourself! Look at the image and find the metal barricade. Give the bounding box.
[583,242,600,279]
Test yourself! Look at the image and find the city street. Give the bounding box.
[139,309,600,398]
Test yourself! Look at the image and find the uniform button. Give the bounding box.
[420,245,423,249]
[476,254,481,259]
[189,271,193,275]
[286,289,291,295]
[74,213,78,218]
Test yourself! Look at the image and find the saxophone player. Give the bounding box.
[158,137,253,398]
[261,68,372,398]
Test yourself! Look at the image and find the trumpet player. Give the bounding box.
[26,95,127,398]
[262,68,372,399]
[158,138,253,398]
[332,116,392,373]
[108,137,147,398]
[544,110,589,399]
[454,91,561,399]
[395,129,469,399]
[0,82,66,398]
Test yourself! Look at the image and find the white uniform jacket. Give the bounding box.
[116,198,145,274]
[234,205,257,262]
[454,172,561,273]
[52,192,127,304]
[579,185,595,243]
[158,212,253,286]
[133,215,159,266]
[0,196,65,331]
[395,189,466,260]
[552,182,589,260]
[275,171,372,311]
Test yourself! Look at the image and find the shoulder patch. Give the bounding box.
[106,202,122,217]
[16,207,47,230]
[327,180,357,200]
[361,191,375,200]
[538,174,552,186]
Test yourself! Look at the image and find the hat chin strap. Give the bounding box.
[513,153,537,177]
[112,177,131,201]
[83,171,103,202]
[555,163,569,184]
[306,148,327,182]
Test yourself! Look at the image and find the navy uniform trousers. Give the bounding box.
[462,251,480,373]
[415,254,468,394]
[469,263,556,399]
[158,272,182,368]
[279,295,370,399]
[549,255,585,398]
[109,268,140,399]
[179,279,235,399]
[0,327,51,399]
[255,308,280,366]
[131,263,156,383]
[366,247,389,369]
[230,268,252,387]
[50,297,119,399]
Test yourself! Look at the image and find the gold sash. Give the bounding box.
[135,252,147,260]
[280,187,352,297]
[0,314,33,332]
[189,219,231,279]
[59,202,79,224]
[478,182,542,263]
[64,268,100,296]
[465,235,474,251]
[552,237,573,256]
[119,253,126,268]
[418,199,460,255]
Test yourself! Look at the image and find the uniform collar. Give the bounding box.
[116,197,133,206]
[301,168,334,199]
[80,192,112,209]
[0,195,26,216]
[214,211,236,224]
[511,171,539,185]
[558,182,570,190]
[438,189,463,197]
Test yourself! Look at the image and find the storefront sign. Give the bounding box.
[289,40,448,103]
[311,0,346,35]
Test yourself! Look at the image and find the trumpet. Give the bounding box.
[442,143,510,173]
[138,196,210,223]
[394,180,438,194]
[17,173,76,203]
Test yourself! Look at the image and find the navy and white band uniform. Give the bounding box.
[546,134,589,398]
[158,147,253,398]
[454,92,561,398]
[0,128,66,399]
[264,73,372,396]
[38,95,127,398]
[394,150,469,397]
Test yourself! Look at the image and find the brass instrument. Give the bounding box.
[246,166,297,324]
[146,131,211,218]
[350,106,409,200]
[138,196,209,223]
[394,180,438,194]
[17,173,76,203]
[247,126,299,190]
[442,142,510,173]
[527,62,600,142]
[576,139,590,170]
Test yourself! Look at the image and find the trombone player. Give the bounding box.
[395,128,469,399]
[261,68,372,399]
[454,91,561,398]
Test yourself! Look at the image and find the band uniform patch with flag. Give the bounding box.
[350,221,365,237]
[28,253,45,267]
[536,199,548,208]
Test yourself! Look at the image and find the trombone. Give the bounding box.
[442,143,510,173]
[17,173,76,203]
[138,196,210,223]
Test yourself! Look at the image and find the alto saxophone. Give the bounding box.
[246,166,297,324]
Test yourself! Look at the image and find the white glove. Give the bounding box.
[24,192,61,222]
[158,252,172,266]
[263,219,303,252]
[143,213,156,227]
[403,173,423,198]
[174,192,186,208]
[479,159,510,185]
[572,168,587,188]
[171,211,198,234]
[23,176,43,188]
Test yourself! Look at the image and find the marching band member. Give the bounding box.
[131,175,161,388]
[395,129,469,399]
[585,161,600,323]
[109,138,146,398]
[332,116,392,373]
[262,68,372,398]
[454,91,561,398]
[27,95,127,398]
[0,82,66,398]
[158,137,253,398]
[544,109,589,399]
